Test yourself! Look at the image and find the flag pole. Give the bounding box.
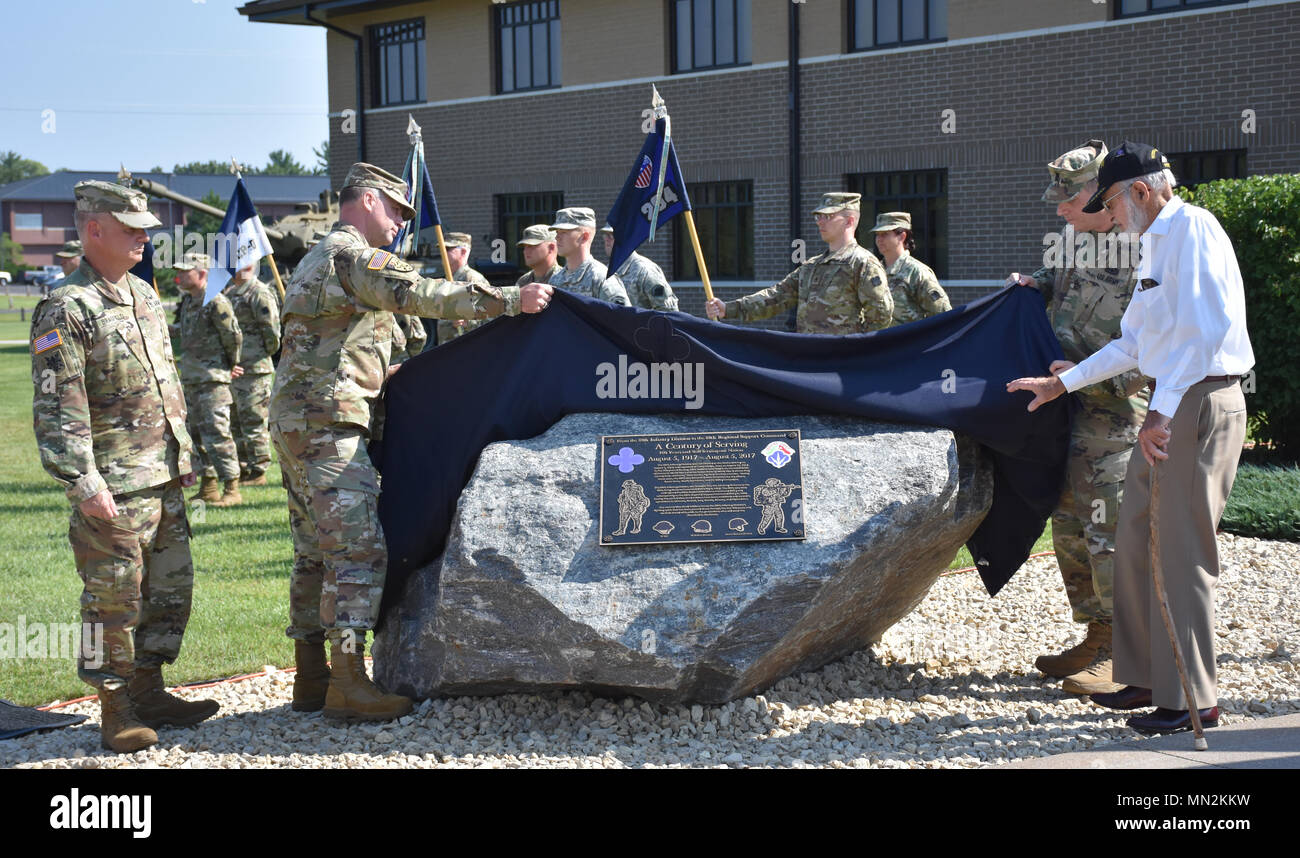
[682,211,714,304]
[646,86,711,301]
[405,117,452,279]
[232,157,286,303]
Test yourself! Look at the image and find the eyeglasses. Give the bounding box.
[1100,186,1129,213]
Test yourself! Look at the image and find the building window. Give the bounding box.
[370,19,426,107]
[497,191,564,268]
[496,1,561,94]
[675,181,753,280]
[850,0,947,51]
[671,0,751,73]
[1116,0,1246,18]
[846,169,948,279]
[13,212,43,231]
[1167,149,1247,189]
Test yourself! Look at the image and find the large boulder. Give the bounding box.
[374,413,993,704]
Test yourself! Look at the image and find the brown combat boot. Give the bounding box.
[323,634,413,722]
[292,640,331,712]
[209,478,243,507]
[189,475,220,503]
[242,473,268,487]
[98,686,158,753]
[1035,619,1111,678]
[128,665,220,728]
[1062,655,1123,695]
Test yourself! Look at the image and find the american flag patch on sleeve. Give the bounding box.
[367,250,392,271]
[33,329,63,355]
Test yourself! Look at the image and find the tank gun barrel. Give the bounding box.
[133,178,285,240]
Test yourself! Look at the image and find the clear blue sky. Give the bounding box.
[1,0,328,174]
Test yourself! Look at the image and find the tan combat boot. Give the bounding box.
[1062,654,1123,695]
[323,634,413,722]
[98,686,158,753]
[1035,619,1111,678]
[242,473,268,487]
[128,665,220,728]
[292,640,331,712]
[209,478,243,507]
[189,475,220,503]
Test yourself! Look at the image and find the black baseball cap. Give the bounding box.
[1081,140,1172,213]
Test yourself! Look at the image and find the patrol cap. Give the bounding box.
[443,231,472,249]
[549,207,597,231]
[1082,141,1173,214]
[173,252,211,271]
[870,211,912,232]
[74,180,162,229]
[54,239,83,259]
[342,162,417,221]
[812,192,861,215]
[598,224,614,235]
[517,224,556,246]
[1042,139,1107,203]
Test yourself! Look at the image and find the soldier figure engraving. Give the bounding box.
[548,207,630,306]
[753,478,798,535]
[870,212,951,326]
[600,223,678,311]
[222,262,280,486]
[611,479,651,536]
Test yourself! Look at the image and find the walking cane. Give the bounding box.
[1149,458,1209,751]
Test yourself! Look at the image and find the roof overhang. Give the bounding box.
[237,0,426,26]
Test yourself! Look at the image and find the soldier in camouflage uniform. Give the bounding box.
[515,224,563,287]
[869,212,951,326]
[392,313,428,359]
[1008,140,1149,694]
[172,253,244,507]
[30,181,218,753]
[706,193,892,333]
[55,239,83,277]
[548,207,630,306]
[600,224,679,311]
[270,163,555,721]
[222,264,280,486]
[436,232,498,343]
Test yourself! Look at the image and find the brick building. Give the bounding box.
[240,0,1300,325]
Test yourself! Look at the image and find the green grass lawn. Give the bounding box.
[0,294,42,343]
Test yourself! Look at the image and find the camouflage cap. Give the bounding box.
[549,207,597,231]
[813,192,861,215]
[74,180,162,229]
[598,224,614,235]
[517,224,556,246]
[342,162,416,220]
[443,231,472,249]
[1042,139,1107,203]
[54,239,83,259]
[870,211,912,232]
[172,252,212,271]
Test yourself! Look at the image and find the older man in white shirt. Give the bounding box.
[1008,142,1254,736]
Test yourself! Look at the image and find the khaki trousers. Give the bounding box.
[1112,378,1246,710]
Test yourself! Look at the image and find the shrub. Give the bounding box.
[1220,464,1300,541]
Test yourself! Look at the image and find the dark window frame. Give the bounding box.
[1113,0,1247,20]
[369,18,426,108]
[494,0,562,95]
[674,180,754,281]
[670,0,752,74]
[846,169,949,279]
[1166,149,1248,189]
[848,0,948,52]
[496,191,565,270]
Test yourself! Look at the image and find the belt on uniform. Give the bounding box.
[1149,374,1240,393]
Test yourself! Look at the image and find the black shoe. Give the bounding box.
[1089,685,1153,710]
[1127,706,1220,735]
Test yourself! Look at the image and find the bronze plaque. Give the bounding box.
[599,429,805,546]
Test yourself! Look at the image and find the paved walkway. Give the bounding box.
[1005,712,1300,769]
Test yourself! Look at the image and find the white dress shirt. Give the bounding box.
[1057,195,1254,417]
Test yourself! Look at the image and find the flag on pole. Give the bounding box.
[387,117,442,258]
[605,89,692,274]
[206,178,273,304]
[129,237,154,285]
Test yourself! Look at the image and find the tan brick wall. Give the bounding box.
[951,0,1106,39]
[800,0,847,57]
[427,0,493,99]
[564,0,667,85]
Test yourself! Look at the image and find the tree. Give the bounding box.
[174,160,258,176]
[184,190,227,237]
[313,140,330,176]
[1,232,26,269]
[0,151,50,185]
[263,149,310,176]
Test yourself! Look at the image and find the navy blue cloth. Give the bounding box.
[373,285,1071,619]
[605,117,691,273]
[130,237,154,285]
[386,155,441,254]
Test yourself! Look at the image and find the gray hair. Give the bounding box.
[1118,168,1177,194]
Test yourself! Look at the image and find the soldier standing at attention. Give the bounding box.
[223,263,280,486]
[548,207,630,306]
[30,181,219,752]
[600,223,678,311]
[706,192,892,333]
[1007,139,1148,695]
[271,163,555,721]
[436,231,496,343]
[173,253,244,507]
[870,212,950,326]
[515,224,562,286]
[54,239,83,277]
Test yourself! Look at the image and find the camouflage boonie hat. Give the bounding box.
[813,193,861,215]
[549,207,597,231]
[173,252,212,271]
[54,240,83,259]
[517,224,556,246]
[443,232,472,249]
[342,162,416,220]
[870,212,912,232]
[74,180,162,229]
[1042,139,1107,203]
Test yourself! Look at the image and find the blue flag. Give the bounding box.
[387,149,442,256]
[605,117,691,274]
[130,237,154,286]
[206,178,272,304]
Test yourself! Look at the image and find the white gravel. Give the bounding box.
[4,532,1296,769]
